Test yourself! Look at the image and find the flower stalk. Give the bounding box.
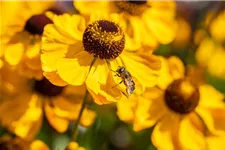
[70,90,89,142]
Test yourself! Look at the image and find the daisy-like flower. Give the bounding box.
[0,1,56,80]
[195,10,225,80]
[0,67,96,141]
[117,56,225,150]
[0,135,49,150]
[41,13,161,104]
[74,1,177,50]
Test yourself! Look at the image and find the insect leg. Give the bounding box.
[112,80,123,89]
[121,91,129,98]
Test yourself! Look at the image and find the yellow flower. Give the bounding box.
[195,10,225,80]
[74,1,177,50]
[117,56,225,150]
[0,135,49,150]
[117,56,184,126]
[41,13,161,104]
[65,142,85,150]
[0,1,54,80]
[0,69,96,140]
[209,10,225,43]
[196,37,225,80]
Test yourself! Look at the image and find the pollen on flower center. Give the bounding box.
[115,1,148,16]
[34,77,64,97]
[24,14,53,35]
[165,79,200,114]
[83,20,125,59]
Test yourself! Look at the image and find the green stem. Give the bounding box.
[70,90,89,141]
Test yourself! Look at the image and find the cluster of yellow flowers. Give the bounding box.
[0,1,224,150]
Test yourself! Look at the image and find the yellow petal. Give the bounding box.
[50,96,82,120]
[25,54,41,70]
[43,72,68,86]
[117,98,136,123]
[50,95,96,127]
[209,109,225,133]
[207,135,225,150]
[125,17,144,51]
[42,24,76,46]
[74,1,111,15]
[151,114,179,150]
[133,88,166,132]
[148,1,176,15]
[41,49,67,72]
[196,38,215,67]
[56,51,94,86]
[179,115,206,150]
[198,84,225,108]
[167,56,185,80]
[4,43,24,66]
[80,108,96,127]
[141,28,158,49]
[65,142,85,150]
[157,56,185,89]
[86,59,108,86]
[207,47,225,79]
[120,52,161,87]
[196,108,225,136]
[24,1,54,16]
[51,14,85,41]
[26,40,41,59]
[0,93,43,140]
[0,1,27,35]
[30,140,49,150]
[44,100,69,133]
[88,86,118,105]
[143,8,177,44]
[172,17,191,48]
[41,23,84,72]
[156,57,173,89]
[18,57,43,80]
[87,71,121,105]
[210,10,225,42]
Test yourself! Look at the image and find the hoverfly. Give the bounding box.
[113,66,135,96]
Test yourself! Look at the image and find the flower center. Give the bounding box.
[24,14,53,35]
[128,1,147,5]
[0,139,26,150]
[34,78,64,97]
[115,1,148,16]
[83,20,125,59]
[165,79,200,114]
